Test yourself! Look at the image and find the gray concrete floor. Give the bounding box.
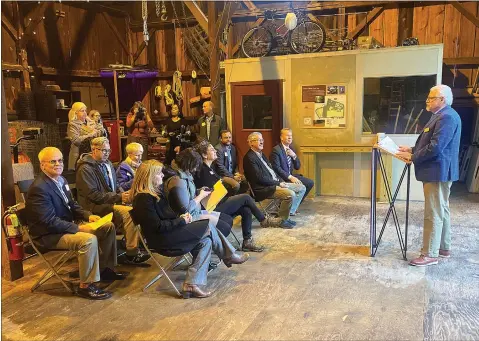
[2,185,478,340]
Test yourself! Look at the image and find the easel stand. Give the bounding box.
[370,146,411,260]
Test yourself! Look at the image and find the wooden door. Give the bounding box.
[231,80,283,171]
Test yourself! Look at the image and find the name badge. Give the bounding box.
[65,184,70,191]
[225,152,228,157]
[424,127,430,132]
[209,171,215,175]
[201,122,206,126]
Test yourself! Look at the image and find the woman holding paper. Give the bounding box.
[194,141,282,252]
[131,160,249,298]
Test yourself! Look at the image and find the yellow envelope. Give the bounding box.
[200,180,228,213]
[86,213,113,230]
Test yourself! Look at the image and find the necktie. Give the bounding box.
[99,163,113,190]
[226,146,233,173]
[286,148,292,173]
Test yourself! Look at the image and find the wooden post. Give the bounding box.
[113,70,122,161]
[208,1,220,109]
[1,74,24,281]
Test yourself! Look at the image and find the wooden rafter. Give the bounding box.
[1,13,18,41]
[133,28,156,63]
[451,1,479,29]
[217,2,240,54]
[21,1,48,46]
[242,0,257,11]
[346,6,384,40]
[183,1,208,33]
[101,12,130,58]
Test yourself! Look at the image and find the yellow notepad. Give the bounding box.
[200,180,228,213]
[86,212,114,230]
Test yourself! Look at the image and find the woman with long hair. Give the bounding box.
[67,102,101,170]
[164,104,186,165]
[131,160,249,298]
[126,102,155,161]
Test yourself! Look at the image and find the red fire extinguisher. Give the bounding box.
[2,204,25,261]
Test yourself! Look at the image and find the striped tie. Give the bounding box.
[286,149,292,173]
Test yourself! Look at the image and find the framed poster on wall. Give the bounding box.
[301,84,347,128]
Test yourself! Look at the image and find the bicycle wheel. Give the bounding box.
[241,27,274,58]
[290,21,326,54]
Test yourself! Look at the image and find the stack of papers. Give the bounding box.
[201,180,228,213]
[378,136,399,155]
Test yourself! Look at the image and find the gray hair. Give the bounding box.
[431,84,453,106]
[126,142,143,154]
[90,137,109,149]
[247,132,263,143]
[38,147,61,162]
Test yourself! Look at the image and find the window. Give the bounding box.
[362,75,436,134]
[242,95,273,130]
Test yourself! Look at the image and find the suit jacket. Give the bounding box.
[412,105,461,182]
[243,149,281,201]
[270,144,301,182]
[215,143,238,176]
[197,114,226,146]
[25,173,90,249]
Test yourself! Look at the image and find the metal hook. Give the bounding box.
[161,13,168,21]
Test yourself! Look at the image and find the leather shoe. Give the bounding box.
[242,238,264,252]
[279,220,295,229]
[100,268,129,282]
[76,284,112,300]
[223,252,249,268]
[181,283,212,299]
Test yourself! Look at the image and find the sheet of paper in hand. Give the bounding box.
[378,136,399,155]
[201,180,228,213]
[86,212,114,230]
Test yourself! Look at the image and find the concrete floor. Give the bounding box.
[2,185,479,340]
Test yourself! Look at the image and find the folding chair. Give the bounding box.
[247,182,280,217]
[129,210,192,295]
[15,207,75,294]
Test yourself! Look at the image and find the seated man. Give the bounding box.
[26,147,127,300]
[76,137,150,265]
[270,128,314,211]
[243,132,306,229]
[215,129,249,195]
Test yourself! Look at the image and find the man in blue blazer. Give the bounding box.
[397,85,461,267]
[270,128,314,206]
[26,147,127,300]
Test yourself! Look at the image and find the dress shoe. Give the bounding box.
[76,284,112,300]
[260,216,283,228]
[118,251,151,265]
[100,268,129,282]
[242,238,264,252]
[439,249,451,258]
[279,220,295,229]
[223,252,250,268]
[181,283,212,299]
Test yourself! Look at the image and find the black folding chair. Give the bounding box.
[247,182,280,217]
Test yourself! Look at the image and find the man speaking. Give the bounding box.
[396,84,461,267]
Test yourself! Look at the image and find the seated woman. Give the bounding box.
[116,142,144,191]
[194,141,282,252]
[131,160,249,298]
[162,148,233,238]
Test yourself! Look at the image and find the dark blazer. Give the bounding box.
[197,114,226,146]
[131,193,209,256]
[270,144,301,181]
[412,105,461,182]
[243,149,280,201]
[25,173,90,249]
[194,162,222,189]
[215,143,238,176]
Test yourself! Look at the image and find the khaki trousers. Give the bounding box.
[113,205,140,256]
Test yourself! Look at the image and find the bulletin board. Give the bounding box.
[300,84,347,128]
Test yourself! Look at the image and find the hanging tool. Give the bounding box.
[142,0,149,45]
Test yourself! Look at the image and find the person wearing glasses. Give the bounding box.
[67,102,102,170]
[26,147,127,300]
[396,84,461,267]
[76,137,150,265]
[116,142,144,191]
[243,132,299,229]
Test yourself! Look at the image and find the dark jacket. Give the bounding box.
[76,153,122,216]
[270,144,301,182]
[197,114,226,146]
[215,143,238,176]
[193,162,230,207]
[116,161,135,191]
[411,105,462,182]
[131,193,208,256]
[162,163,201,216]
[26,173,90,249]
[243,149,280,201]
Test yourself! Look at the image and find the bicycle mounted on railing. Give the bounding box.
[241,9,327,58]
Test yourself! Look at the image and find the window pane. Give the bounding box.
[363,75,436,134]
[242,95,273,129]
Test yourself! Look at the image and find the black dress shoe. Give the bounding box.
[118,252,151,265]
[76,284,112,300]
[100,268,129,282]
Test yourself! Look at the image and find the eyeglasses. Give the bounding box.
[426,96,443,102]
[95,148,111,154]
[43,158,64,165]
[250,139,264,143]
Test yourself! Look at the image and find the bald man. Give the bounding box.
[198,101,226,146]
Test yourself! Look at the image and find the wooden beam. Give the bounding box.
[130,18,198,32]
[209,1,220,108]
[242,0,257,11]
[338,7,346,35]
[20,1,48,47]
[133,28,156,63]
[184,1,208,33]
[346,6,385,40]
[101,12,130,59]
[2,13,18,41]
[35,66,101,77]
[444,57,479,65]
[231,17,264,55]
[216,2,240,54]
[451,1,479,29]
[113,71,122,161]
[397,2,414,46]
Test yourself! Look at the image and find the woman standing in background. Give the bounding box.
[164,104,186,165]
[126,102,155,161]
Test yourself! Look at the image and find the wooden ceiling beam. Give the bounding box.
[20,1,48,47]
[242,1,258,11]
[1,13,18,41]
[133,28,157,63]
[346,6,385,40]
[451,1,479,29]
[183,1,208,33]
[101,11,131,62]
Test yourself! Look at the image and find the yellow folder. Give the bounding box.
[200,180,228,213]
[86,212,114,230]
